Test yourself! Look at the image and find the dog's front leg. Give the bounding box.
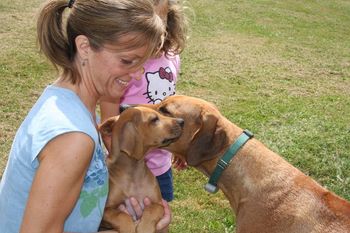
[136,203,165,233]
[102,207,136,233]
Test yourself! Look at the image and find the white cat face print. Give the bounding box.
[144,67,176,104]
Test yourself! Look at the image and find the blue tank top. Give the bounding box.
[0,85,108,233]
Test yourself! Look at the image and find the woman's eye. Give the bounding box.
[120,59,134,65]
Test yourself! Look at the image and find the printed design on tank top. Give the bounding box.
[143,66,176,104]
[79,144,108,217]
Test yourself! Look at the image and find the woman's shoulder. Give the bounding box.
[25,85,98,139]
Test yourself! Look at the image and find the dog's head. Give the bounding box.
[99,106,184,162]
[138,95,229,167]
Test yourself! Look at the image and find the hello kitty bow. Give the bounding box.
[159,67,174,82]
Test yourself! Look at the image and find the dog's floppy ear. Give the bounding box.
[187,112,228,166]
[98,116,119,136]
[98,116,120,163]
[119,122,145,160]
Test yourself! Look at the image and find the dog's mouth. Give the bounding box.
[161,135,181,147]
[160,121,184,147]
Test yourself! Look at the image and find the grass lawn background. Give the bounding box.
[1,0,349,232]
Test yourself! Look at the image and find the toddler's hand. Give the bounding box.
[172,156,187,170]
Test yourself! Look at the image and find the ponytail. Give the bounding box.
[37,0,74,79]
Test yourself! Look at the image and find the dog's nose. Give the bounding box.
[177,118,185,128]
[119,104,132,113]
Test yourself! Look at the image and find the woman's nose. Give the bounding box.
[129,67,145,80]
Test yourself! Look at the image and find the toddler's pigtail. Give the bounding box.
[164,0,188,55]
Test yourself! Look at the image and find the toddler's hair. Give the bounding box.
[161,0,188,55]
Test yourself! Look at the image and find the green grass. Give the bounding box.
[1,0,350,232]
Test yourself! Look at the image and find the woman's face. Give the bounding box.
[87,35,148,101]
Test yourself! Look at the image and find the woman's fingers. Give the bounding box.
[155,199,171,231]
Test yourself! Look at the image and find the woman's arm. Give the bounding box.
[19,132,95,233]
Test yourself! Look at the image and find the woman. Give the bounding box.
[0,0,170,232]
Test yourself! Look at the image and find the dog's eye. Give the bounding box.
[150,116,159,124]
[159,106,171,116]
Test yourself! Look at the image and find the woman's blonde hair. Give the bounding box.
[37,0,166,84]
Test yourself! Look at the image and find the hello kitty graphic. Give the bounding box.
[143,67,176,104]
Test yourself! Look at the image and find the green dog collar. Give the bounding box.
[204,129,254,194]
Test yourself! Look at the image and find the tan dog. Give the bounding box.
[98,106,183,233]
[139,95,350,233]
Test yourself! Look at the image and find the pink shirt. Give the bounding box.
[120,54,180,176]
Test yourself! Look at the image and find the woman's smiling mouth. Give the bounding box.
[116,78,129,87]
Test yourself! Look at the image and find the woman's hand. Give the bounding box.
[118,197,144,221]
[118,197,172,232]
[153,199,171,231]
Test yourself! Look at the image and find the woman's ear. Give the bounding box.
[75,35,90,61]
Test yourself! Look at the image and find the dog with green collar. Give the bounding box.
[138,95,350,233]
